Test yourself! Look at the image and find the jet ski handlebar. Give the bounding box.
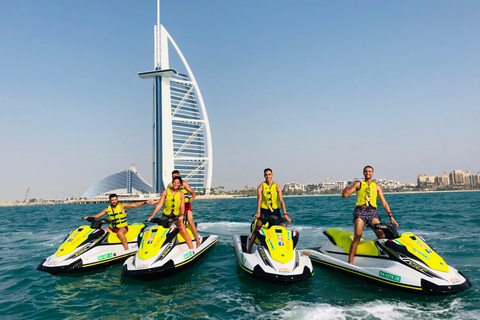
[84,217,110,229]
[371,222,400,239]
[253,214,292,225]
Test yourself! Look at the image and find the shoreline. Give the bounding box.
[1,189,479,207]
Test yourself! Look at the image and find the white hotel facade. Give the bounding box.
[139,1,213,194]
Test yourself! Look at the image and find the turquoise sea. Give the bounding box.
[1,191,479,319]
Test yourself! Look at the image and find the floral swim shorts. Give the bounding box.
[352,207,381,226]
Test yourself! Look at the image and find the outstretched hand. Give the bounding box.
[284,215,292,223]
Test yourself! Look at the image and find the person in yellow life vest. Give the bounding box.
[342,166,399,264]
[170,170,201,247]
[247,168,291,253]
[148,176,194,250]
[83,194,154,251]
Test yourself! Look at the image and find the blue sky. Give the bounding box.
[0,1,479,201]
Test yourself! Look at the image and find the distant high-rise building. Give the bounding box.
[139,0,213,194]
[83,167,152,198]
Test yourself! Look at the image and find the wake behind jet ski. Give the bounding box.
[233,214,313,285]
[37,217,145,274]
[301,223,472,295]
[122,217,220,281]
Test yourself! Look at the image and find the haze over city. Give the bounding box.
[0,1,479,202]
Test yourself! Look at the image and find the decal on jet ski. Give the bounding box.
[268,239,275,250]
[450,277,461,284]
[413,248,429,260]
[75,246,89,256]
[278,267,291,273]
[379,271,401,282]
[407,260,428,273]
[183,251,193,259]
[98,253,113,261]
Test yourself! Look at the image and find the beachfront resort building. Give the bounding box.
[82,167,153,198]
[138,1,213,194]
[417,170,480,188]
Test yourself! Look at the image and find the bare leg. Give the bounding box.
[348,218,365,264]
[117,227,129,251]
[371,218,385,239]
[186,211,201,248]
[246,220,263,253]
[175,220,194,249]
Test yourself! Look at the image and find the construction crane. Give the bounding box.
[24,188,30,203]
[321,178,332,184]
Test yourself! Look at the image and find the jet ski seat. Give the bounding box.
[107,223,145,244]
[325,228,379,256]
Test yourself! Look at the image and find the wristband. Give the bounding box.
[143,201,147,205]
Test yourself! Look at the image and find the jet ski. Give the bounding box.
[37,217,145,274]
[232,214,314,285]
[301,223,472,294]
[121,217,220,281]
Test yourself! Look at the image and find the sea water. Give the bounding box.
[0,191,479,319]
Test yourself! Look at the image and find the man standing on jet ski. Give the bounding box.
[342,166,399,264]
[247,168,292,253]
[83,194,154,251]
[148,176,195,250]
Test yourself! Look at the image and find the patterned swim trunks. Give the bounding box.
[352,207,381,226]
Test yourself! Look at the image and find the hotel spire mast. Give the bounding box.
[139,1,213,194]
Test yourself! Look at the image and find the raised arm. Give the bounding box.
[83,207,108,220]
[148,191,167,221]
[123,199,153,210]
[342,182,360,198]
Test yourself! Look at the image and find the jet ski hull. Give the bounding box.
[233,234,313,285]
[37,222,145,275]
[301,229,472,295]
[37,245,137,274]
[122,234,220,281]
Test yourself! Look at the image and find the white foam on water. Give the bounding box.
[197,221,250,235]
[265,298,480,320]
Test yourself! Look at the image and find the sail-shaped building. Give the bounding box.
[139,1,213,194]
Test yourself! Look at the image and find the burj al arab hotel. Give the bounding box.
[139,1,213,194]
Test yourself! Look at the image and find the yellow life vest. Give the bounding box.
[169,182,190,203]
[107,203,128,229]
[163,189,182,216]
[261,182,280,210]
[356,181,377,208]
